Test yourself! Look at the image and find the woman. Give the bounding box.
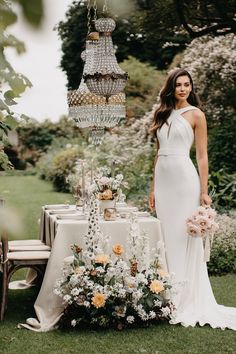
[149,68,236,330]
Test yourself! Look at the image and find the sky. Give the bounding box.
[5,0,73,122]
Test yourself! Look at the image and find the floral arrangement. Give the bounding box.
[54,198,174,330]
[186,206,219,261]
[186,206,219,238]
[89,166,128,201]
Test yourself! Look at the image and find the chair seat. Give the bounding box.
[8,240,44,246]
[9,245,51,252]
[7,251,51,261]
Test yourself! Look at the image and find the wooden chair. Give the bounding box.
[0,232,50,320]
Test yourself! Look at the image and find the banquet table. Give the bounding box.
[20,205,167,332]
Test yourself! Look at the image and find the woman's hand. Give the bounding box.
[149,191,155,210]
[200,193,212,206]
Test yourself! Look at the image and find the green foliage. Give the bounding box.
[0,0,44,170]
[209,170,236,211]
[120,57,165,118]
[0,150,13,170]
[208,212,236,276]
[42,146,84,192]
[208,114,236,174]
[16,116,82,166]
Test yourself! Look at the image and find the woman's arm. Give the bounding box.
[194,110,212,206]
[149,141,159,210]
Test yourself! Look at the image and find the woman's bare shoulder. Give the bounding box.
[192,107,205,120]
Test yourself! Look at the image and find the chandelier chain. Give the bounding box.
[93,0,97,21]
[87,0,91,34]
[103,0,109,14]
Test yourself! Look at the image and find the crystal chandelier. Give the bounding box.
[67,0,127,145]
[67,38,126,144]
[83,16,128,99]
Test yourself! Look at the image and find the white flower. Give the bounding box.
[126,316,135,324]
[154,299,163,307]
[161,306,171,317]
[71,319,77,327]
[71,288,81,296]
[63,294,72,304]
[84,301,90,307]
[136,273,148,284]
[149,311,156,319]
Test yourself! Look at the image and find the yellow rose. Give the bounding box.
[112,244,124,256]
[157,269,169,278]
[92,293,106,308]
[102,189,113,200]
[149,279,164,294]
[95,254,109,264]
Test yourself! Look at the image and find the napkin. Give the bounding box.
[44,204,69,210]
[49,209,76,215]
[116,206,138,213]
[134,211,150,217]
[56,214,86,220]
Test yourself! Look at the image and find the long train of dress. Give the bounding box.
[155,105,236,330]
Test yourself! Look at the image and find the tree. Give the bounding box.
[0,0,44,169]
[173,0,236,38]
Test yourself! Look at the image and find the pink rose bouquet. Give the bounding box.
[186,206,219,261]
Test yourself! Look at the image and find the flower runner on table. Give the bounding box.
[54,197,175,330]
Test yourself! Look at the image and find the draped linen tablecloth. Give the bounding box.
[19,207,166,332]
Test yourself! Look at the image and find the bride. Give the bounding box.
[149,68,236,330]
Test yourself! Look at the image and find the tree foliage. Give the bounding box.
[0,0,44,169]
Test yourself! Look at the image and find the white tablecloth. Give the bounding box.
[20,208,166,332]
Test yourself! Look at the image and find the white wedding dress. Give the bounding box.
[155,105,236,330]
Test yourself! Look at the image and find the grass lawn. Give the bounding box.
[0,175,236,354]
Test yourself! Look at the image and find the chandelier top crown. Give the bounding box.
[95,17,116,33]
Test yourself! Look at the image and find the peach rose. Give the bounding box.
[74,266,84,276]
[95,254,109,264]
[157,269,169,278]
[102,189,113,200]
[149,279,164,294]
[92,293,106,308]
[112,244,124,256]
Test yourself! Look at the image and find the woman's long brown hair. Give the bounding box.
[150,68,202,134]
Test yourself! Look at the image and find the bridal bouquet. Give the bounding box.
[89,166,128,201]
[186,206,219,261]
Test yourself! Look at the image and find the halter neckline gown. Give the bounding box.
[155,105,236,330]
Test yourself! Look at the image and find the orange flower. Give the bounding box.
[112,244,124,256]
[95,254,109,264]
[149,280,164,294]
[102,189,113,200]
[92,293,106,308]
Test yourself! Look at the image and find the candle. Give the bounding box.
[90,159,93,184]
[81,161,85,197]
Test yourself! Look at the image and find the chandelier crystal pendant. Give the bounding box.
[83,17,128,99]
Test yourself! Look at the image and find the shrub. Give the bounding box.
[208,212,236,275]
[120,56,165,118]
[46,146,82,192]
[209,169,236,211]
[208,114,236,174]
